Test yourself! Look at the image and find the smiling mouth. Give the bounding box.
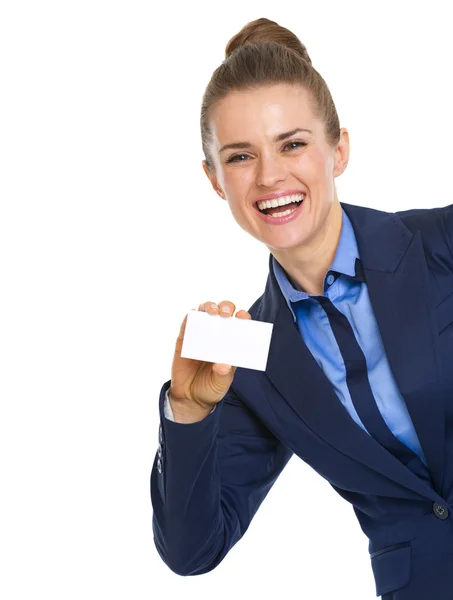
[256,193,305,216]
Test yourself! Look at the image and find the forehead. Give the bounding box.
[209,84,317,146]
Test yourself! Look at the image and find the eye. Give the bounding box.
[226,141,306,164]
[283,141,307,151]
[226,153,250,164]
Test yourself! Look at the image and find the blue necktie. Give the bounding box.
[315,259,432,480]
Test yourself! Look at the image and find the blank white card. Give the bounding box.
[180,310,274,371]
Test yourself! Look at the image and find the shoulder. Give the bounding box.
[390,203,453,264]
[395,203,452,253]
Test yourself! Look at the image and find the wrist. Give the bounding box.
[168,392,213,424]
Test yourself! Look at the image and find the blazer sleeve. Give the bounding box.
[150,379,293,576]
[446,203,453,259]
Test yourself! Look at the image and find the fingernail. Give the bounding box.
[220,306,230,314]
[210,303,218,310]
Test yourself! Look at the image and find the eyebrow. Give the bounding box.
[219,128,313,153]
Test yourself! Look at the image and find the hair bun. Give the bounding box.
[225,17,312,64]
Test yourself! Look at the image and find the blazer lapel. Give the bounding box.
[257,201,445,501]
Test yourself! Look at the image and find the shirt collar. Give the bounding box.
[272,207,360,321]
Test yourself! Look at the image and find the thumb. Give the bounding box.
[213,363,231,376]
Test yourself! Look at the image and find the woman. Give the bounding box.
[150,17,453,599]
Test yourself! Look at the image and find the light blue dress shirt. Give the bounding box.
[272,207,427,465]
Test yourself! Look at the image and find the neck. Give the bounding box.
[271,200,343,296]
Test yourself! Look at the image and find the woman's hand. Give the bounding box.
[169,300,252,423]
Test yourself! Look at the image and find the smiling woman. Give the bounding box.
[197,21,350,294]
[151,16,453,600]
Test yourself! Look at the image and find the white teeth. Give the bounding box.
[257,193,305,212]
[268,205,299,218]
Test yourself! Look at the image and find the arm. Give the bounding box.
[150,379,293,576]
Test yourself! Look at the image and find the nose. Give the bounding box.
[255,153,286,188]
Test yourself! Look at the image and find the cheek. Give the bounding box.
[223,170,251,199]
[317,151,335,177]
[299,149,332,178]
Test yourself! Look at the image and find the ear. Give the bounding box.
[202,160,226,199]
[333,128,350,177]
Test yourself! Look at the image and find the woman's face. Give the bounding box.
[203,83,349,252]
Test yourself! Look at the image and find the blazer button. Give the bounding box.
[433,502,449,520]
[157,458,162,474]
[157,443,162,458]
[159,425,163,444]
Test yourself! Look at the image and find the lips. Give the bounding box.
[254,189,306,205]
[254,194,305,225]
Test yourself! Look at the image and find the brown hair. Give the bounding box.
[200,18,341,173]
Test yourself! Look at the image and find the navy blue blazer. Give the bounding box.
[151,201,453,599]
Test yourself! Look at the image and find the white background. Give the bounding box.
[1,1,451,598]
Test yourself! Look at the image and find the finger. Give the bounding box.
[212,363,238,380]
[212,363,232,375]
[217,300,236,317]
[177,309,197,343]
[175,313,189,353]
[198,301,219,315]
[235,309,252,320]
